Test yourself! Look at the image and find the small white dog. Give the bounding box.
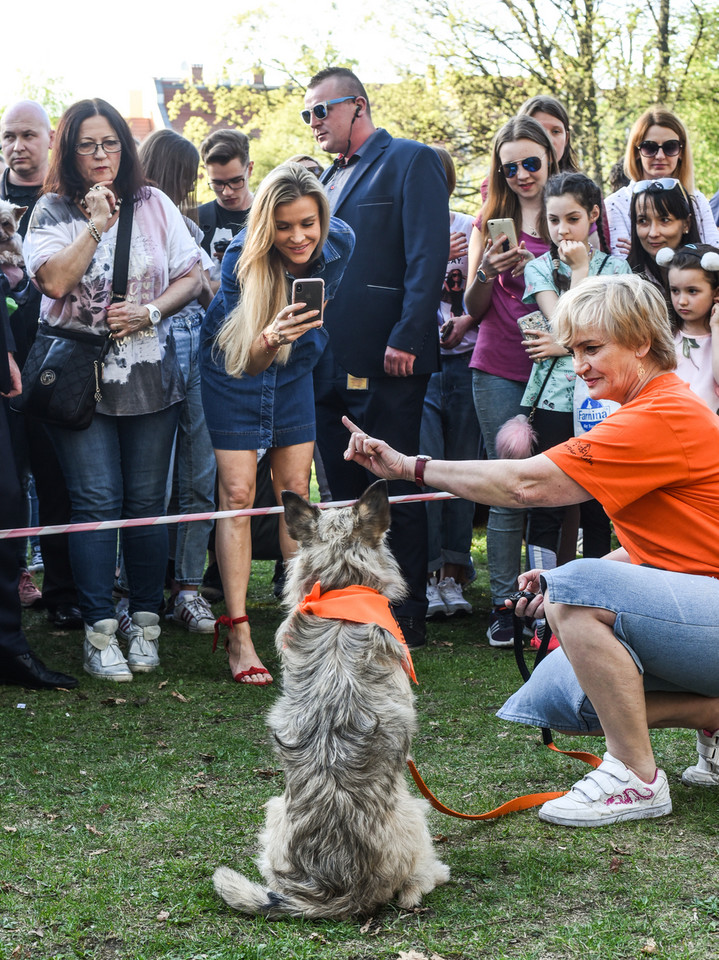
[213,481,449,919]
[0,200,27,289]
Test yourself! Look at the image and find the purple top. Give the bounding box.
[469,227,549,382]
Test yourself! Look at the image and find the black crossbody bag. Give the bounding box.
[13,200,133,430]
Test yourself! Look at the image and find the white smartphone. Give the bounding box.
[291,278,325,324]
[487,218,519,251]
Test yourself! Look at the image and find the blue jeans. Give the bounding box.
[169,313,216,584]
[497,559,719,732]
[420,353,481,571]
[47,405,179,624]
[471,370,527,605]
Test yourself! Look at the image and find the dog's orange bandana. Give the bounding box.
[297,581,417,683]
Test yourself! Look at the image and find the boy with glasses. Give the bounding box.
[198,129,254,285]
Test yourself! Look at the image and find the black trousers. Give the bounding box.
[0,402,28,657]
[313,345,430,620]
[8,409,78,610]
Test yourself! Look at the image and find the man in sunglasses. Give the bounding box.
[302,66,449,648]
[198,129,254,286]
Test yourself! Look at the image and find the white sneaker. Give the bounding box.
[83,618,133,682]
[438,577,472,615]
[426,577,447,618]
[682,729,719,786]
[123,612,161,673]
[172,594,215,633]
[538,752,672,827]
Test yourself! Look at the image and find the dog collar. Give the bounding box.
[297,581,417,683]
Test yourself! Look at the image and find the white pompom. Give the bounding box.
[701,251,719,272]
[655,247,676,267]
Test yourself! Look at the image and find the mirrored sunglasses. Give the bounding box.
[637,139,683,158]
[301,96,356,125]
[632,177,684,195]
[501,155,543,179]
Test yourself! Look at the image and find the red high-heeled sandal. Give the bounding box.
[212,615,273,685]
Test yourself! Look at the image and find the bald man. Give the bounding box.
[1,100,84,632]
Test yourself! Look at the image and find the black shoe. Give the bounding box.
[1,652,79,690]
[200,562,224,604]
[47,603,84,629]
[397,616,427,649]
[272,559,285,599]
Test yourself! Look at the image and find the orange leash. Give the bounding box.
[406,620,602,821]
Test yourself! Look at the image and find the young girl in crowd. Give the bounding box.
[658,244,719,413]
[464,115,558,647]
[518,95,580,173]
[628,179,701,290]
[516,173,631,637]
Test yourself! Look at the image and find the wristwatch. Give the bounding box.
[414,455,432,487]
[476,266,495,283]
[146,304,162,326]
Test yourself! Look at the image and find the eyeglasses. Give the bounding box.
[500,155,543,179]
[209,176,246,193]
[632,177,685,195]
[75,138,122,156]
[637,139,683,158]
[301,96,356,125]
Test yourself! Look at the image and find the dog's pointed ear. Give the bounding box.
[13,206,28,222]
[281,490,319,544]
[354,480,390,546]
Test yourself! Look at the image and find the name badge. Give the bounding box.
[347,375,369,391]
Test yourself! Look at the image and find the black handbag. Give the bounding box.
[12,200,133,430]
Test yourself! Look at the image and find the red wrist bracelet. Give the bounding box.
[414,455,432,486]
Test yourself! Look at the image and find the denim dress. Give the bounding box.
[200,218,355,451]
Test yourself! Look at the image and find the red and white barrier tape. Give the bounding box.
[0,491,458,540]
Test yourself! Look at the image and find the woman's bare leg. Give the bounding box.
[269,442,314,561]
[214,449,272,684]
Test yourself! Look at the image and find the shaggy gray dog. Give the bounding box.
[213,481,449,919]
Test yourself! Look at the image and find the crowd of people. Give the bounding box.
[2,71,719,829]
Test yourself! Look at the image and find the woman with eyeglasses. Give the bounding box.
[605,107,719,257]
[464,115,559,648]
[23,99,202,682]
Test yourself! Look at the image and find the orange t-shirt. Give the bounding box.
[545,373,719,577]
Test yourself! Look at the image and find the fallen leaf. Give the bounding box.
[98,804,110,815]
[189,783,207,792]
[171,691,189,703]
[3,826,17,833]
[432,834,449,843]
[359,918,373,934]
[85,824,103,836]
[641,938,658,954]
[610,841,631,855]
[431,954,449,960]
[88,848,109,857]
[398,951,429,960]
[609,856,622,873]
[158,680,168,689]
[156,910,170,922]
[253,768,282,779]
[199,753,216,762]
[100,697,127,706]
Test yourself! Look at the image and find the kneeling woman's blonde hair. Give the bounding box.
[216,163,330,377]
[552,274,677,372]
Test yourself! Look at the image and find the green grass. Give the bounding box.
[2,531,719,959]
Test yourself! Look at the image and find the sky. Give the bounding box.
[4,0,415,118]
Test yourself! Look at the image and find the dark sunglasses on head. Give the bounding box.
[501,155,543,179]
[637,139,683,158]
[300,96,356,125]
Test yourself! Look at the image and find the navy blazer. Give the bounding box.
[321,128,449,378]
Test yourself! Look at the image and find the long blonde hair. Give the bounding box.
[216,163,330,377]
[480,115,558,247]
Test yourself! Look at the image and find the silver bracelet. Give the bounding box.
[86,219,102,244]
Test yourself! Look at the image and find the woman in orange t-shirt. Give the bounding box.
[342,273,719,829]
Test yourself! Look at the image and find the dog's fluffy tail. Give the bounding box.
[213,866,298,917]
